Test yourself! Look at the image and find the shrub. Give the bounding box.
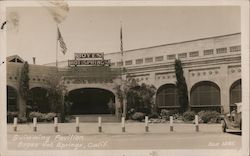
[18,116,27,123]
[149,111,159,119]
[198,111,221,123]
[29,112,46,122]
[183,111,195,121]
[160,109,178,120]
[131,112,145,121]
[7,112,18,123]
[45,112,57,122]
[127,108,136,119]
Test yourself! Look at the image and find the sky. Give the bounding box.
[6,5,240,65]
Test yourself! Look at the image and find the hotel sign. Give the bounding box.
[74,53,104,59]
[68,53,111,66]
[68,59,111,66]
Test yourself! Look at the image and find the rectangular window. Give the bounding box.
[136,59,143,64]
[117,61,123,66]
[204,49,214,56]
[216,47,227,54]
[167,54,176,60]
[145,57,153,63]
[125,60,133,65]
[230,45,241,52]
[178,53,187,59]
[189,51,199,57]
[155,56,164,62]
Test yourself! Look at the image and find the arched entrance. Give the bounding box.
[28,87,50,113]
[190,81,221,112]
[68,88,115,115]
[7,86,18,111]
[230,79,241,111]
[156,84,178,108]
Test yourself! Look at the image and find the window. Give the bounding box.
[230,45,241,52]
[204,49,214,56]
[136,59,143,64]
[230,79,241,112]
[167,54,176,60]
[230,80,241,105]
[145,57,153,63]
[189,51,199,57]
[156,84,179,107]
[125,60,133,66]
[216,47,227,54]
[190,81,220,106]
[117,61,123,66]
[7,86,18,111]
[155,56,164,62]
[178,53,187,59]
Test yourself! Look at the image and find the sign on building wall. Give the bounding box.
[75,53,104,59]
[68,53,111,66]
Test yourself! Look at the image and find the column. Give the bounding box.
[220,65,230,113]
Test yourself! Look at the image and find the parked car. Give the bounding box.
[221,102,242,133]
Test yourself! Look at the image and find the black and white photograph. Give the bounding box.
[0,1,249,156]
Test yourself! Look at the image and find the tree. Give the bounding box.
[174,59,189,113]
[127,83,156,115]
[18,61,30,119]
[45,74,67,122]
[114,78,138,118]
[115,78,156,118]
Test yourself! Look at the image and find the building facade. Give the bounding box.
[7,33,241,117]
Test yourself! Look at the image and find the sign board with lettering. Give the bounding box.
[69,53,111,66]
[68,59,111,66]
[74,53,104,59]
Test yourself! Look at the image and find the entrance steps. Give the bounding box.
[72,114,119,123]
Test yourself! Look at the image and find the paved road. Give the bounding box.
[7,123,241,150]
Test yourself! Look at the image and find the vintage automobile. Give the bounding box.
[221,102,242,133]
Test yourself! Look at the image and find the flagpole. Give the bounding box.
[120,21,127,118]
[56,24,58,68]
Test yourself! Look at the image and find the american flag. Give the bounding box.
[57,27,67,55]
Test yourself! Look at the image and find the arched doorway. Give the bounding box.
[156,84,178,108]
[28,87,50,113]
[68,88,115,115]
[7,86,18,111]
[230,79,241,111]
[190,81,221,112]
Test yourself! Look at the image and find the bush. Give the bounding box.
[149,112,159,119]
[198,111,221,123]
[160,109,178,120]
[131,112,145,121]
[45,112,57,122]
[183,111,195,121]
[127,108,136,119]
[29,112,46,122]
[18,116,27,123]
[7,112,18,123]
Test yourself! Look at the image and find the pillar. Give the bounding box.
[220,65,230,113]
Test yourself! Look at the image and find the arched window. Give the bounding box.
[190,81,220,106]
[230,79,241,109]
[7,86,18,111]
[156,84,178,108]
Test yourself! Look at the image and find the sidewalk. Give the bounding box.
[8,122,222,135]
